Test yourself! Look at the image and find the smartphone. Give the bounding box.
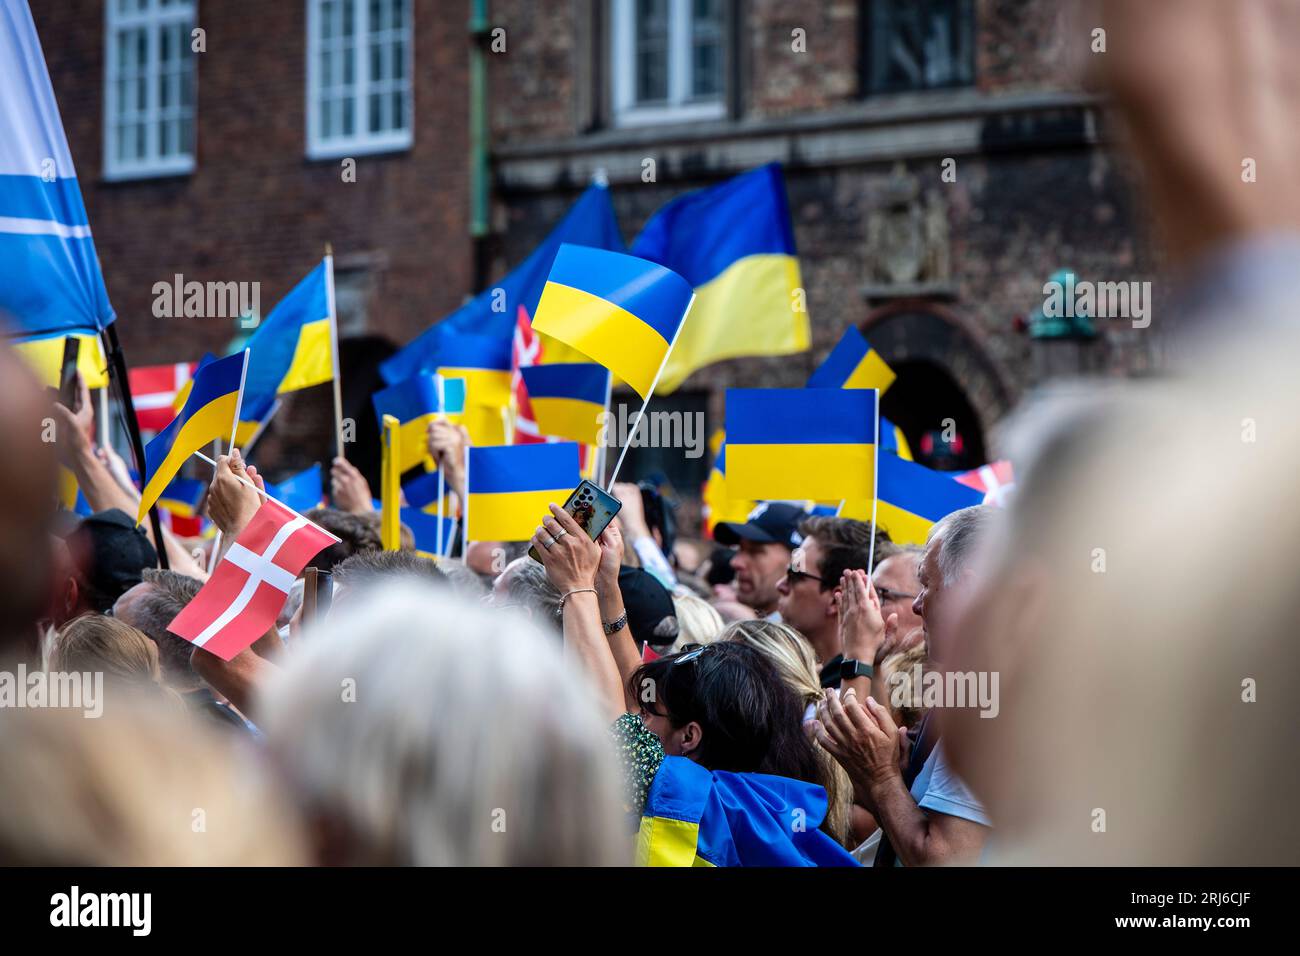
[301,567,333,625]
[528,479,622,563]
[57,337,80,411]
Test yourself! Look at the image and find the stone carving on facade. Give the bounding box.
[864,163,953,297]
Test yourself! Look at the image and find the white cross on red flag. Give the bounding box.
[127,361,197,431]
[167,498,339,661]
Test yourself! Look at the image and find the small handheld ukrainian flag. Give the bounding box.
[400,508,457,559]
[702,439,757,537]
[531,244,694,401]
[808,325,896,393]
[874,454,986,545]
[465,442,579,542]
[432,331,513,410]
[157,476,207,519]
[243,260,334,399]
[138,351,247,525]
[518,363,610,447]
[263,463,325,514]
[724,388,876,502]
[371,373,467,474]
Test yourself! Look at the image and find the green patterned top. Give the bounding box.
[611,712,665,816]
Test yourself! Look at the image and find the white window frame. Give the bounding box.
[610,0,727,128]
[103,0,198,181]
[305,0,414,160]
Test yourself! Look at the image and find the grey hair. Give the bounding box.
[259,582,628,865]
[497,556,562,619]
[928,505,996,586]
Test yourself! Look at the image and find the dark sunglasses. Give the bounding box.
[785,566,834,588]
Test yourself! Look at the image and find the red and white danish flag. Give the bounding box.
[955,460,1016,508]
[511,306,594,473]
[128,361,197,431]
[167,499,339,661]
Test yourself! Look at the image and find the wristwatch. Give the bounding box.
[840,658,874,680]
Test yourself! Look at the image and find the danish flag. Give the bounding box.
[128,361,197,431]
[167,499,339,660]
[955,460,1016,508]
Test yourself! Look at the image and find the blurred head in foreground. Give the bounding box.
[259,583,627,865]
[0,696,306,865]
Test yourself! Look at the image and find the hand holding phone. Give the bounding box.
[528,480,622,563]
[57,337,81,411]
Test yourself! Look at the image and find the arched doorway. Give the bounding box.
[864,301,1013,470]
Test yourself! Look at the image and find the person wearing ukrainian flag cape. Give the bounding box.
[527,504,858,867]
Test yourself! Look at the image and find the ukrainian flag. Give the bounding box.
[880,416,913,460]
[137,352,245,524]
[638,756,858,867]
[725,388,876,502]
[702,439,757,537]
[432,332,512,410]
[465,442,579,542]
[243,260,334,400]
[809,326,896,394]
[531,244,694,400]
[12,332,109,389]
[518,363,609,447]
[873,454,986,545]
[631,164,809,393]
[403,468,457,516]
[157,476,206,519]
[372,373,467,474]
[400,507,457,559]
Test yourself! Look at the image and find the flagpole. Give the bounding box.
[101,325,169,569]
[325,245,345,460]
[241,398,281,460]
[434,376,446,557]
[867,389,880,576]
[207,349,251,574]
[606,294,695,491]
[460,444,470,559]
[97,386,109,450]
[597,369,612,486]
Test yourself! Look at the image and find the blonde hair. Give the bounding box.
[659,591,725,653]
[880,642,928,729]
[48,614,162,686]
[0,696,307,865]
[260,582,629,865]
[720,619,855,847]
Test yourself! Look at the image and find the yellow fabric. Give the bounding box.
[845,348,897,392]
[658,254,809,393]
[58,466,79,510]
[438,366,511,410]
[635,815,704,867]
[279,317,334,393]
[13,333,109,389]
[725,442,875,502]
[380,415,402,550]
[465,488,569,542]
[529,396,603,446]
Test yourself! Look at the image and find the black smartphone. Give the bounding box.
[57,337,80,410]
[529,479,623,562]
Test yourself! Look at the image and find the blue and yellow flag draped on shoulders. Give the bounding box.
[638,756,858,867]
[631,163,809,392]
[137,352,246,524]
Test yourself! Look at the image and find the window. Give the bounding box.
[103,0,196,180]
[306,0,413,159]
[862,0,974,95]
[611,0,726,127]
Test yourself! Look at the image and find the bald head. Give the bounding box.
[0,344,60,661]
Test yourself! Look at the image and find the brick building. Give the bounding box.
[34,1,1158,496]
[487,0,1160,492]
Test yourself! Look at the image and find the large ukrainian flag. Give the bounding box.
[137,352,245,524]
[725,388,876,502]
[702,438,757,537]
[12,332,109,389]
[638,756,858,867]
[518,363,609,446]
[242,260,334,400]
[465,442,579,542]
[531,244,694,400]
[871,454,986,545]
[371,373,467,474]
[631,164,808,392]
[809,326,895,393]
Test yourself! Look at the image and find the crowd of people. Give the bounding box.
[1,0,1297,867]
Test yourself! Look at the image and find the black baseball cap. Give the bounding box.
[617,566,679,650]
[64,508,159,612]
[712,502,807,550]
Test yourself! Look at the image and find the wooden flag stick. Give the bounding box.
[325,245,346,460]
[867,390,880,576]
[606,294,695,491]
